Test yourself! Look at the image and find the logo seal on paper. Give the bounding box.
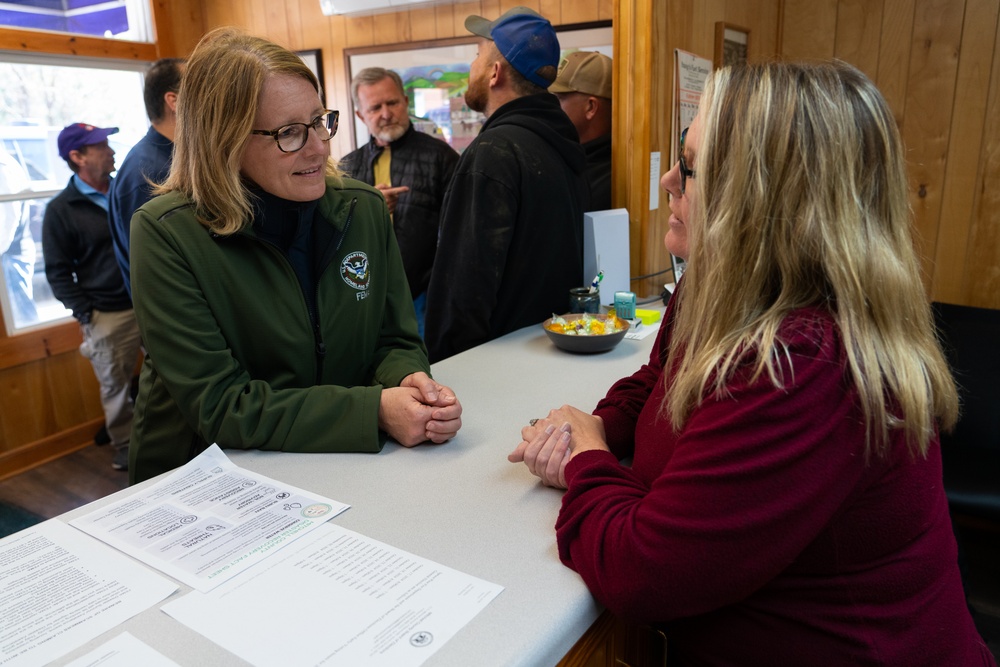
[301,503,333,519]
[341,252,370,290]
[410,631,433,648]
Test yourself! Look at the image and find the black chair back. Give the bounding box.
[932,302,1000,521]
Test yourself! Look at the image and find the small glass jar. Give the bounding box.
[569,287,600,314]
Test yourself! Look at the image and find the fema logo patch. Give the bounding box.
[340,251,370,290]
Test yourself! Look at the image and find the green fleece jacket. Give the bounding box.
[128,177,429,483]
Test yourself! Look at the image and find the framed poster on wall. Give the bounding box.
[344,23,613,154]
[714,23,750,69]
[295,49,326,106]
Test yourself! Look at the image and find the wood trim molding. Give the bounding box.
[0,26,156,60]
[556,610,617,667]
[0,417,102,482]
[0,321,82,372]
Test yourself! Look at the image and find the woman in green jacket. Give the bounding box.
[128,28,462,483]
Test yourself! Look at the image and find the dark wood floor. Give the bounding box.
[0,443,997,659]
[0,444,128,519]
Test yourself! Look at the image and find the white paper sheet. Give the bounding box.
[625,321,661,340]
[0,520,177,667]
[163,522,504,667]
[63,632,181,667]
[648,151,661,210]
[70,444,349,592]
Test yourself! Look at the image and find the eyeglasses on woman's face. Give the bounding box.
[678,126,696,195]
[251,109,340,153]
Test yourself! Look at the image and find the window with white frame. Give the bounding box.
[0,0,152,42]
[0,54,148,334]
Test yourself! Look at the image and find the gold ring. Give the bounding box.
[529,418,539,426]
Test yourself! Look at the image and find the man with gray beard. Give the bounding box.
[339,67,459,334]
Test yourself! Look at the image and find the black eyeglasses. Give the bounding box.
[251,109,340,153]
[678,126,696,195]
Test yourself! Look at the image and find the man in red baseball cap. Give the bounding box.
[42,122,141,471]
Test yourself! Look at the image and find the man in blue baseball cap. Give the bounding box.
[425,6,589,361]
[42,122,141,471]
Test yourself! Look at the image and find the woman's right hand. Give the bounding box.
[508,421,572,489]
[509,407,610,488]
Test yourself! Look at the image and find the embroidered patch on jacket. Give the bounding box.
[341,251,370,290]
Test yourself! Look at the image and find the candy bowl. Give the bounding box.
[542,312,629,353]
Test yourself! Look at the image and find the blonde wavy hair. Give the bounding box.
[159,27,341,234]
[666,60,957,458]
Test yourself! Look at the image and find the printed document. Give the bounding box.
[63,632,181,667]
[0,520,176,667]
[71,444,349,592]
[163,522,504,667]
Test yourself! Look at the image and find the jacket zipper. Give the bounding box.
[311,197,357,385]
[229,196,358,386]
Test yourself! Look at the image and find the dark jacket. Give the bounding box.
[108,125,174,297]
[129,176,429,483]
[583,133,612,212]
[425,93,588,362]
[42,176,132,321]
[339,126,459,298]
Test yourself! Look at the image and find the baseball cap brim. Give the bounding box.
[57,124,120,161]
[465,14,492,39]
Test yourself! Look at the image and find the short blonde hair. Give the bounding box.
[160,27,341,234]
[666,60,957,458]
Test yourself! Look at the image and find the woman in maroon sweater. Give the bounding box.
[510,61,994,666]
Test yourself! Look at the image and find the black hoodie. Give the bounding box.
[425,93,589,362]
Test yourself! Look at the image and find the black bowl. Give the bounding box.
[542,314,629,354]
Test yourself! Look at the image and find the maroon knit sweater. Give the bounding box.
[557,301,994,666]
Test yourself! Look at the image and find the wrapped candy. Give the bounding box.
[545,312,627,336]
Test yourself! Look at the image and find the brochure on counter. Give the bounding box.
[70,444,349,593]
[0,520,177,667]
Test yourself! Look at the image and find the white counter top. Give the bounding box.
[52,319,658,667]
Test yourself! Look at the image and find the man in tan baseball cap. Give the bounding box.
[550,51,613,210]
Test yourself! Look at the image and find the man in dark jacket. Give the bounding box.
[425,6,588,362]
[108,57,184,296]
[42,123,141,471]
[550,51,613,212]
[340,67,459,334]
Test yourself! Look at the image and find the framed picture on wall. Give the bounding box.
[343,23,612,154]
[714,23,750,69]
[295,49,326,106]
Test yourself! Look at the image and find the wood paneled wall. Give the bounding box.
[198,0,781,299]
[616,0,782,298]
[200,0,614,161]
[2,0,998,477]
[195,0,1000,307]
[0,1,204,479]
[780,0,1000,308]
[0,322,105,479]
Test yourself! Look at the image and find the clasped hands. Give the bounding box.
[508,406,609,489]
[378,371,462,447]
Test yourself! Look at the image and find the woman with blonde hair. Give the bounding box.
[510,60,993,665]
[128,28,461,483]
